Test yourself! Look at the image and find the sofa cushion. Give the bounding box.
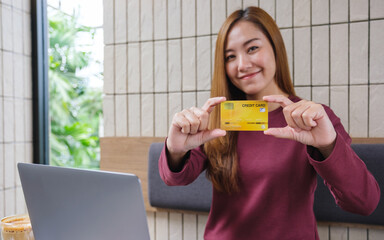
[147,143,212,212]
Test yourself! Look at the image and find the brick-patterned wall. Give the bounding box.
[0,0,33,220]
[102,0,384,239]
[103,0,384,139]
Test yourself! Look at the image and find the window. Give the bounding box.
[32,0,103,169]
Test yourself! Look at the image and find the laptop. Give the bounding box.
[18,163,151,240]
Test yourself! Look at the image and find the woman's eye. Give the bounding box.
[248,46,258,53]
[225,55,235,62]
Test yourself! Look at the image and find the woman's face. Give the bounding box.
[225,20,279,100]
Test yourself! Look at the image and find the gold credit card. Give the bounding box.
[220,101,268,131]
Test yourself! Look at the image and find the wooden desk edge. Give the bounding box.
[351,138,384,144]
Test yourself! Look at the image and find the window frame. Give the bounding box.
[31,0,49,164]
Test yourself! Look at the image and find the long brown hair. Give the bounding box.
[204,7,296,194]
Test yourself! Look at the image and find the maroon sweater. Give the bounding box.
[159,97,380,240]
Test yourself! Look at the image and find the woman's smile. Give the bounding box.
[238,70,261,80]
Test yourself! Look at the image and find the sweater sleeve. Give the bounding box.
[308,106,380,216]
[158,141,208,186]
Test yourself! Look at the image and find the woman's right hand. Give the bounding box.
[166,97,227,164]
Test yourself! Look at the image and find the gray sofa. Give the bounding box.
[148,143,384,225]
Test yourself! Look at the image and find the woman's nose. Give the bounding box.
[237,54,252,72]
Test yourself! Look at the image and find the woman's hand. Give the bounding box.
[167,97,227,164]
[263,95,337,158]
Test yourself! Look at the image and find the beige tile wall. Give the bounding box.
[0,0,33,220]
[103,0,384,239]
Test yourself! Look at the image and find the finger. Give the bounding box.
[290,101,321,130]
[201,97,227,113]
[263,95,294,108]
[282,103,301,130]
[191,107,209,131]
[200,129,227,144]
[290,103,312,131]
[301,105,319,128]
[173,113,190,134]
[263,126,296,140]
[182,109,200,134]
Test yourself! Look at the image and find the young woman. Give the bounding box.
[159,6,380,240]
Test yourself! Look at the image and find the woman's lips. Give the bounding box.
[239,70,261,80]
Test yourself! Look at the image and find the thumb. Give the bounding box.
[200,129,227,144]
[264,126,296,140]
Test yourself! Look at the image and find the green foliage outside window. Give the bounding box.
[48,10,102,169]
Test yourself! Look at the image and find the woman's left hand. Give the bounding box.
[263,95,337,157]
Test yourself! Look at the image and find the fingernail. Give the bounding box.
[219,129,226,135]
